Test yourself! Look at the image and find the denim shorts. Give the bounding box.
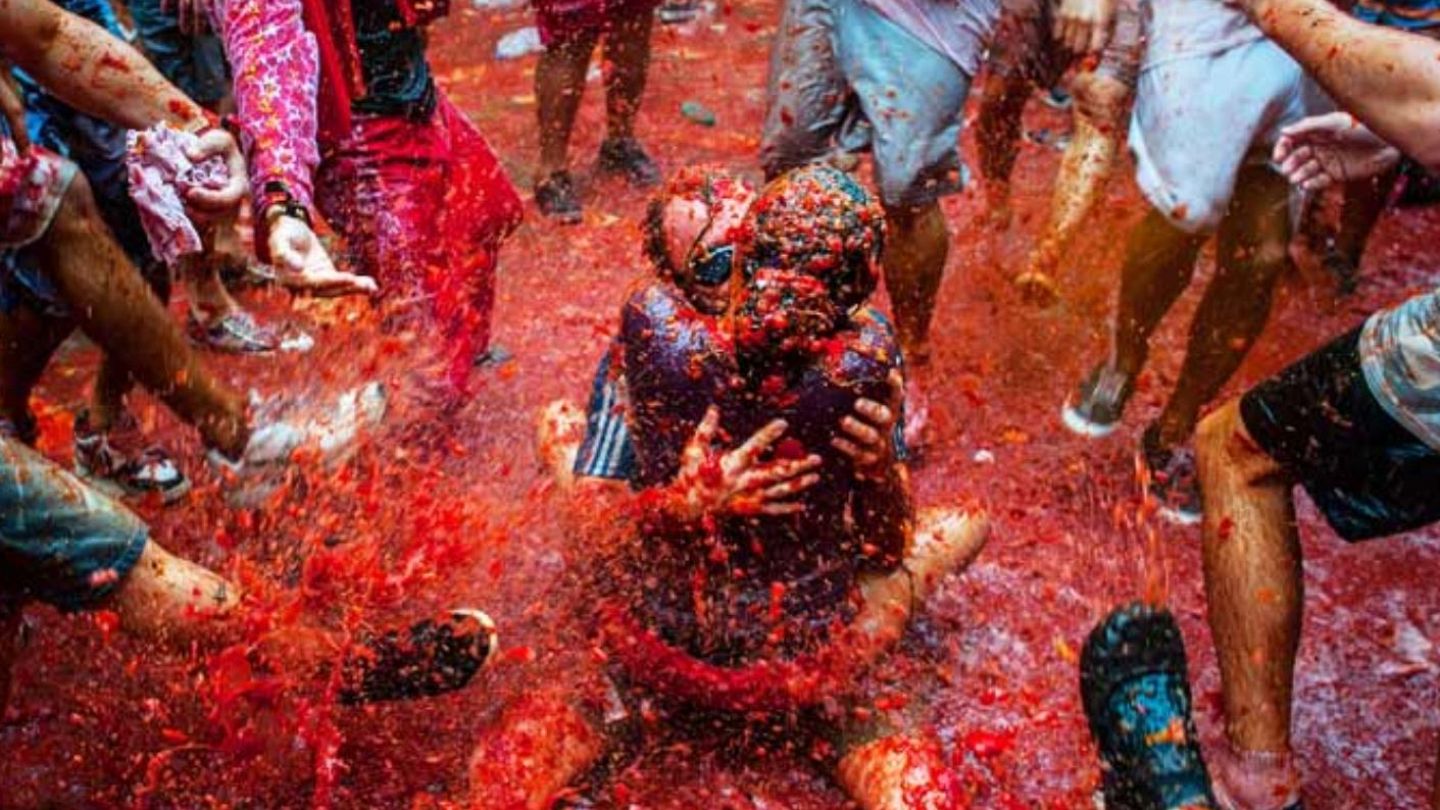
[0,437,149,611]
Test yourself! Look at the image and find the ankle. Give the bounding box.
[1213,740,1301,810]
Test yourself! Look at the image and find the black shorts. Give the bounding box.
[1240,326,1440,542]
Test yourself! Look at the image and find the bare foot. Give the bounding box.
[536,399,586,491]
[836,733,957,810]
[909,507,989,601]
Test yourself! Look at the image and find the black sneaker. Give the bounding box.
[1081,603,1218,810]
[1142,427,1202,527]
[536,170,583,224]
[1062,362,1136,438]
[339,609,497,705]
[597,137,662,189]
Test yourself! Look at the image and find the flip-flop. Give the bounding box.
[1080,602,1217,810]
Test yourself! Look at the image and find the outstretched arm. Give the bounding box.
[1237,0,1440,170]
[0,0,209,131]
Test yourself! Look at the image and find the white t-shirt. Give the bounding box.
[860,0,1000,76]
[1361,288,1440,451]
[1139,0,1266,70]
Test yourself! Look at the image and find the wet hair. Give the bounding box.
[736,164,886,313]
[734,165,887,363]
[642,166,756,285]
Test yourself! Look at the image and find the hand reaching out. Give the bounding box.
[1273,112,1403,192]
[266,213,378,298]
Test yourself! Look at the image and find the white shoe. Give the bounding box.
[209,382,387,506]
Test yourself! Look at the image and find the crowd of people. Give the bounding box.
[0,0,1437,806]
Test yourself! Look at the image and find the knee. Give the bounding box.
[1197,400,1250,474]
[1197,398,1282,498]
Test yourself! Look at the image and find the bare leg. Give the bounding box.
[1197,400,1303,807]
[468,688,611,809]
[33,172,249,457]
[883,202,948,367]
[851,508,989,654]
[0,304,74,440]
[973,71,1032,228]
[1018,71,1132,304]
[601,9,654,142]
[106,541,240,646]
[1111,207,1208,380]
[1152,167,1290,448]
[1324,167,1397,290]
[536,31,601,179]
[1432,744,1440,810]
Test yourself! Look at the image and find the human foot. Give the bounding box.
[537,170,583,224]
[1142,426,1202,527]
[597,137,662,189]
[536,399,586,491]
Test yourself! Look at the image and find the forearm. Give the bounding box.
[0,1,207,131]
[215,0,322,214]
[1246,0,1440,168]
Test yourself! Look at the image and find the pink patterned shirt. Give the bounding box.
[213,0,322,218]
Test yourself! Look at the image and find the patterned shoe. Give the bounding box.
[74,410,190,504]
[1142,427,1202,527]
[339,609,497,704]
[188,310,281,354]
[1081,603,1218,810]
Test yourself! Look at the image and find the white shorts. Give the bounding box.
[1128,38,1325,233]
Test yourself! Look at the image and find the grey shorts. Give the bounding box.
[760,0,973,208]
[0,436,148,611]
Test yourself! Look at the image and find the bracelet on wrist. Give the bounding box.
[260,181,313,227]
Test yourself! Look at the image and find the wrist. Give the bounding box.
[259,181,312,228]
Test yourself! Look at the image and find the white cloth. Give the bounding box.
[125,124,232,265]
[1128,37,1319,232]
[1139,0,1265,70]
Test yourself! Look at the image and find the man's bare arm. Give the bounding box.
[0,0,209,132]
[1241,0,1440,170]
